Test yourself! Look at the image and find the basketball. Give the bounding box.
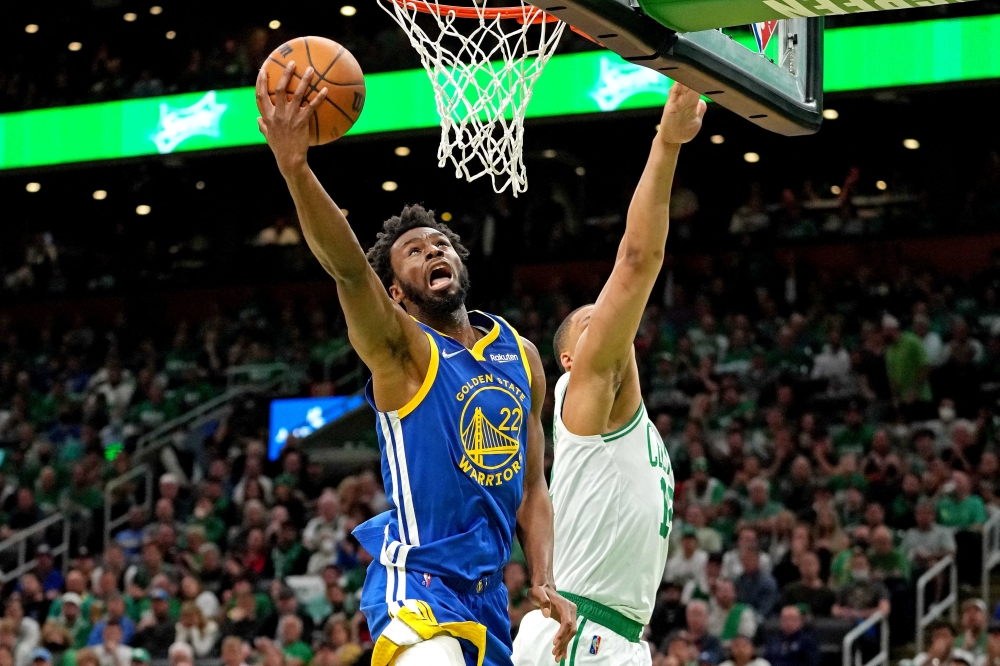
[259,36,366,145]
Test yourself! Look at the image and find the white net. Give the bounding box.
[377,0,565,196]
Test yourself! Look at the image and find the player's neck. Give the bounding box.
[413,305,481,348]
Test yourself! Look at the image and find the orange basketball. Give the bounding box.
[260,36,366,145]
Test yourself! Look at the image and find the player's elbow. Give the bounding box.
[619,244,664,274]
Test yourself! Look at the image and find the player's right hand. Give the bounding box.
[256,63,329,175]
[528,585,577,662]
[657,82,706,146]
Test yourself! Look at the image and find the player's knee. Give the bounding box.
[395,635,465,666]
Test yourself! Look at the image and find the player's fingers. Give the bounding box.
[257,117,268,137]
[292,67,314,108]
[307,87,329,114]
[275,62,296,105]
[255,69,272,111]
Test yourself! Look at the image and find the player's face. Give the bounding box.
[389,227,469,317]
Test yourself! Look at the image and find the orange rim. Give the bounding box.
[388,0,557,23]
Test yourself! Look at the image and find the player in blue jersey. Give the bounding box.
[256,64,576,666]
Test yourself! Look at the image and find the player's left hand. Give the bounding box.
[528,584,577,662]
[657,82,707,146]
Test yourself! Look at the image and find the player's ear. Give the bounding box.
[388,281,404,305]
[559,351,572,373]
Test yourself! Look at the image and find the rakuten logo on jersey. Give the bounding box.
[490,353,519,363]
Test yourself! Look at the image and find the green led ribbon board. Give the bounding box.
[1,14,999,170]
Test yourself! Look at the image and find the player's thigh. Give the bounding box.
[395,635,466,666]
[512,609,560,666]
[565,626,652,666]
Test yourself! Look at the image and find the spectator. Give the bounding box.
[260,585,313,642]
[868,525,910,582]
[706,580,756,644]
[882,314,932,418]
[832,550,891,621]
[681,601,723,666]
[177,578,218,624]
[132,590,175,659]
[173,603,218,658]
[220,637,249,666]
[938,471,987,586]
[255,218,302,246]
[741,479,784,536]
[778,552,835,617]
[983,621,1000,666]
[31,549,64,599]
[302,490,344,552]
[719,635,771,666]
[721,529,773,581]
[165,644,192,666]
[664,526,709,590]
[45,593,90,649]
[902,500,956,575]
[219,593,263,645]
[278,615,311,666]
[913,621,958,666]
[763,606,819,666]
[647,583,686,649]
[955,599,989,658]
[92,623,132,666]
[88,596,135,648]
[734,547,779,618]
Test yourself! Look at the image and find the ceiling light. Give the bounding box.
[710,134,724,145]
[831,185,842,195]
[136,205,151,215]
[25,182,41,193]
[575,167,586,176]
[823,108,839,120]
[542,149,557,158]
[25,24,39,34]
[743,152,760,164]
[340,5,357,16]
[68,42,82,52]
[394,146,411,157]
[124,12,137,21]
[165,30,176,39]
[92,190,107,200]
[876,180,887,191]
[149,5,163,14]
[903,138,920,150]
[441,212,453,222]
[382,181,398,192]
[195,181,205,190]
[655,124,661,132]
[269,20,281,30]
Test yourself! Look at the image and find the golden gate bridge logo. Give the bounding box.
[460,387,521,471]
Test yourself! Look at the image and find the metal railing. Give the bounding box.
[916,554,959,650]
[225,362,293,389]
[103,465,154,551]
[842,611,889,666]
[0,513,70,584]
[983,512,1000,608]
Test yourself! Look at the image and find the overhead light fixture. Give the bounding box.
[743,152,760,164]
[382,181,398,192]
[124,12,137,21]
[25,24,39,34]
[655,124,661,132]
[831,185,842,195]
[876,180,887,191]
[441,212,453,222]
[165,30,176,39]
[575,167,586,176]
[269,20,281,29]
[710,134,725,145]
[136,205,151,215]
[394,146,411,157]
[25,182,41,193]
[542,149,557,158]
[195,181,205,190]
[92,190,108,200]
[68,42,82,52]
[823,108,839,120]
[903,138,920,150]
[149,5,163,14]
[340,5,357,16]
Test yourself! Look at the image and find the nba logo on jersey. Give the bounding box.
[751,21,779,54]
[589,636,601,655]
[422,573,432,587]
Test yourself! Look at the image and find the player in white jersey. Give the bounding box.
[512,83,704,666]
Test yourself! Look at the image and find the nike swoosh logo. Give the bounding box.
[442,349,466,359]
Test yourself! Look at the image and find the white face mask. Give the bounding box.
[940,406,956,422]
[851,569,870,581]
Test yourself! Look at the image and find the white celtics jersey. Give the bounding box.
[550,372,675,625]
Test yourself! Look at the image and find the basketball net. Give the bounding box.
[378,0,565,196]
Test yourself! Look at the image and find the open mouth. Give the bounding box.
[429,265,454,290]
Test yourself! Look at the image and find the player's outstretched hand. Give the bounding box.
[256,62,329,175]
[529,585,577,662]
[657,82,706,146]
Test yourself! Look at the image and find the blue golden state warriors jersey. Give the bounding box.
[354,310,533,586]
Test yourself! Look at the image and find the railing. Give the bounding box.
[983,512,1000,608]
[103,465,154,552]
[916,554,959,650]
[225,362,293,389]
[842,611,889,666]
[0,513,70,584]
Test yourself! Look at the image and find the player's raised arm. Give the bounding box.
[565,84,704,427]
[256,64,427,393]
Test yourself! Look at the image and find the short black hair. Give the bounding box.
[366,204,469,293]
[553,305,590,366]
